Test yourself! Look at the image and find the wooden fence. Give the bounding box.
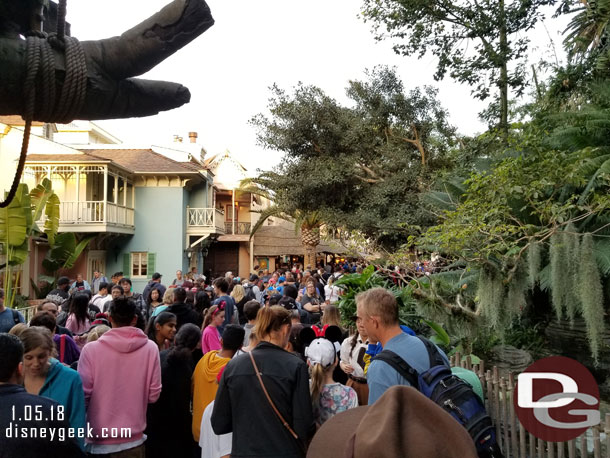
[450,354,609,458]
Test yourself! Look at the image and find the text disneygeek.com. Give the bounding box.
[4,423,132,441]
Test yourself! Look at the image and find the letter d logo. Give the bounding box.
[517,373,578,408]
[514,356,600,442]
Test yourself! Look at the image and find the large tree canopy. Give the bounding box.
[249,67,456,249]
[360,0,558,135]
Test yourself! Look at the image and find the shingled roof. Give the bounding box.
[253,221,345,256]
[81,148,200,174]
[26,153,108,162]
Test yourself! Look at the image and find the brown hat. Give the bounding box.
[307,386,478,458]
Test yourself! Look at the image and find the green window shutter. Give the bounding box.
[123,253,130,277]
[147,252,156,279]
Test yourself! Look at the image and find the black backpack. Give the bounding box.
[243,284,257,302]
[374,337,503,458]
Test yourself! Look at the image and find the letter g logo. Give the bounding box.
[514,357,600,442]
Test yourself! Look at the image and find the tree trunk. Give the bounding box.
[301,225,320,270]
[498,0,509,142]
[303,244,317,271]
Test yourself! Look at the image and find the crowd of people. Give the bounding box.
[0,263,483,458]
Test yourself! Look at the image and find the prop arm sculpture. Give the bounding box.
[0,0,215,120]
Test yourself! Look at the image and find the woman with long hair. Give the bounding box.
[321,305,343,330]
[231,284,248,325]
[145,312,177,351]
[151,288,174,318]
[306,338,357,426]
[65,293,91,347]
[146,285,163,311]
[20,326,86,450]
[211,306,314,457]
[300,280,322,324]
[201,304,224,354]
[146,324,202,458]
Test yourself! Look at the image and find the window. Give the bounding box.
[225,204,238,222]
[131,252,148,278]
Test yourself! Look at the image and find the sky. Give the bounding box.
[64,0,570,173]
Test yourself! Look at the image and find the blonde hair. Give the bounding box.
[231,284,245,303]
[162,288,174,305]
[310,362,331,405]
[254,306,291,340]
[8,323,27,337]
[321,304,342,328]
[87,325,111,343]
[355,287,398,326]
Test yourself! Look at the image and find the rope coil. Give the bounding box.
[0,0,87,208]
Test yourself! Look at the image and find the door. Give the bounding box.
[204,242,239,278]
[88,250,107,282]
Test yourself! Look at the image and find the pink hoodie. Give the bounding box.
[78,326,161,445]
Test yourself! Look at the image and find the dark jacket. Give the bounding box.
[146,349,196,458]
[212,341,315,458]
[55,325,73,337]
[213,295,235,333]
[0,384,84,458]
[166,302,203,329]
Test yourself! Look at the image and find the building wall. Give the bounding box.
[105,186,187,293]
[238,242,250,279]
[216,196,251,223]
[187,181,210,208]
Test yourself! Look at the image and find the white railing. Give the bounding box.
[52,201,134,226]
[187,207,226,234]
[106,202,134,226]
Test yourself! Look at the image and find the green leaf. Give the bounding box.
[44,193,60,246]
[422,318,450,346]
[0,184,29,248]
[64,235,95,269]
[594,238,610,276]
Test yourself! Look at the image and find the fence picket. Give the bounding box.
[446,357,607,458]
[530,433,536,458]
[605,414,610,458]
[593,424,601,458]
[568,439,576,458]
[509,373,518,457]
[493,367,501,453]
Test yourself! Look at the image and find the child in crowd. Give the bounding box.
[146,312,177,351]
[201,304,224,354]
[306,337,358,426]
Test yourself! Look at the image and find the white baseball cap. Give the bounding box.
[305,338,337,368]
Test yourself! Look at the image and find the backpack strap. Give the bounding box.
[59,334,66,363]
[417,336,448,368]
[374,350,419,389]
[11,308,20,325]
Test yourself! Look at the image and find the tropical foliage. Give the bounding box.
[0,179,59,306]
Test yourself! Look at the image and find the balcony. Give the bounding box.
[186,207,226,235]
[39,200,135,234]
[224,222,251,235]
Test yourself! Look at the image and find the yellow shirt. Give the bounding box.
[191,350,230,442]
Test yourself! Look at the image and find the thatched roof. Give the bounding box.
[253,221,346,256]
